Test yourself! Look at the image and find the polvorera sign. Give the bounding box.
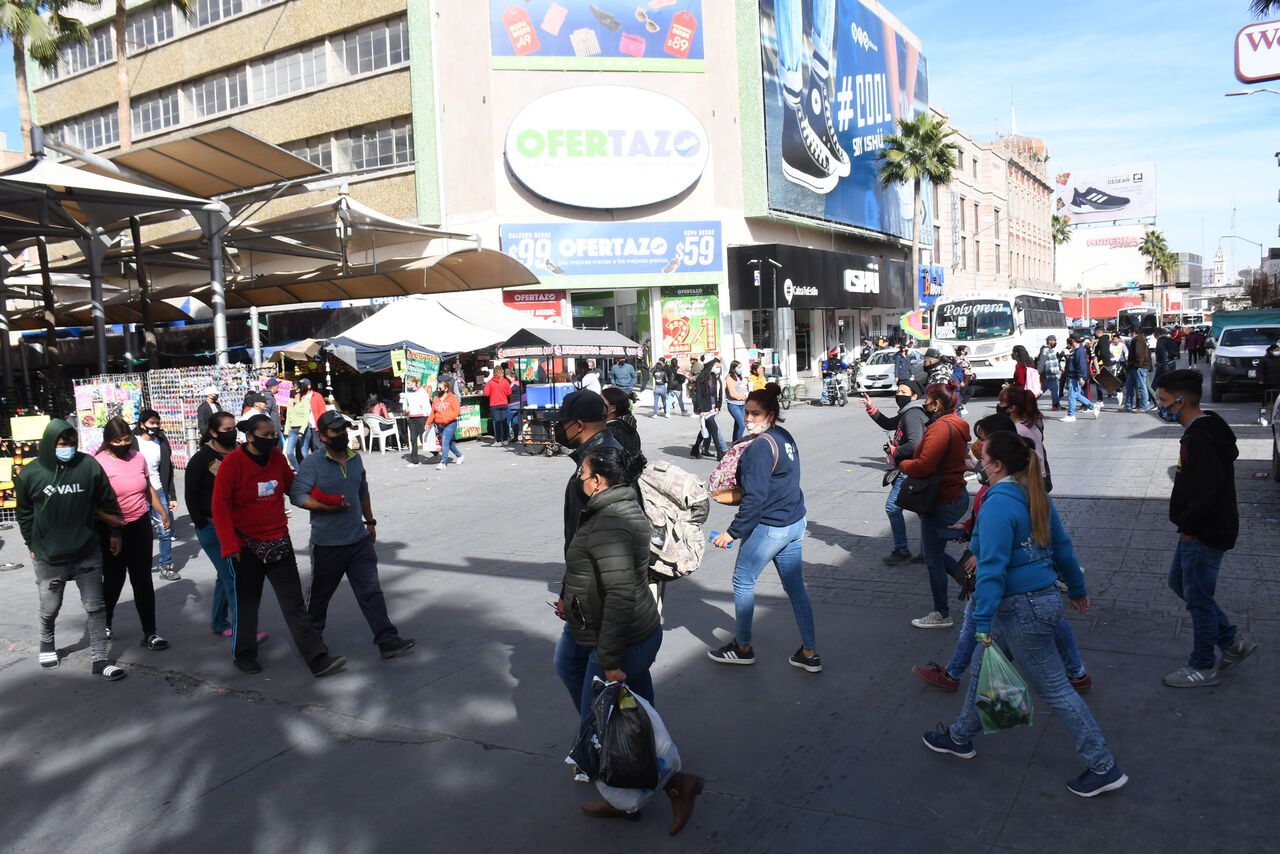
[504,85,710,208]
[727,244,911,310]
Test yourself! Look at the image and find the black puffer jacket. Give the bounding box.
[561,485,661,669]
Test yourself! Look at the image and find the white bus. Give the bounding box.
[930,289,1070,385]
[1117,305,1163,336]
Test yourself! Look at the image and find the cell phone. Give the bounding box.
[709,531,734,548]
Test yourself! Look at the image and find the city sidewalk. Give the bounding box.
[0,387,1275,852]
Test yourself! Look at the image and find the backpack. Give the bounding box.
[709,433,778,505]
[1024,365,1042,398]
[652,365,669,385]
[637,460,710,579]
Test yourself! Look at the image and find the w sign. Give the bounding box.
[1237,19,1280,83]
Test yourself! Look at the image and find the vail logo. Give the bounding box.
[42,483,85,497]
[849,22,879,53]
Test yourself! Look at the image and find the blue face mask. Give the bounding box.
[1156,395,1184,424]
[55,447,75,462]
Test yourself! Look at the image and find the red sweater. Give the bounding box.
[211,445,295,557]
[898,413,972,503]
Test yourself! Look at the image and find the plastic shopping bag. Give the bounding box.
[975,642,1034,734]
[595,681,659,789]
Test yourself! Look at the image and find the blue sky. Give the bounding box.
[895,0,1280,279]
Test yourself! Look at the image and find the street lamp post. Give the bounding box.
[1220,235,1264,305]
[1080,263,1106,324]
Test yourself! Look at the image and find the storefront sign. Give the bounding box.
[504,87,710,209]
[457,402,483,440]
[490,1,705,72]
[502,220,721,287]
[660,285,719,356]
[919,264,944,308]
[727,244,912,311]
[406,348,439,384]
[503,289,568,325]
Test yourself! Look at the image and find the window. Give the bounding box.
[337,118,413,170]
[933,225,941,260]
[53,108,119,151]
[48,24,113,80]
[341,18,410,76]
[994,245,1001,275]
[196,0,243,27]
[253,43,327,101]
[131,89,180,136]
[975,240,981,273]
[959,197,966,231]
[960,236,967,270]
[126,5,175,54]
[956,151,963,172]
[972,158,978,179]
[189,68,248,119]
[993,209,1001,239]
[287,134,333,171]
[973,202,979,234]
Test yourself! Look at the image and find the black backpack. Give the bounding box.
[652,365,669,385]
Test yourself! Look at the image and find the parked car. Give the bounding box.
[855,348,922,394]
[1209,324,1280,402]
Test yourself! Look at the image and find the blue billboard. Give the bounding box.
[500,220,722,287]
[758,0,932,241]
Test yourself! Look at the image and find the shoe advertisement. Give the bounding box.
[758,0,931,241]
[500,221,722,288]
[490,1,705,71]
[1052,162,1157,225]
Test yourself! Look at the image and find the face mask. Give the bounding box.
[554,421,573,448]
[981,463,999,484]
[55,447,75,463]
[894,394,912,409]
[745,420,769,436]
[109,444,130,458]
[327,432,350,452]
[1156,396,1184,424]
[711,366,721,375]
[145,426,160,437]
[215,430,237,448]
[251,435,276,453]
[995,403,1010,416]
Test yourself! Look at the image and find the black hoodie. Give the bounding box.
[1169,411,1239,551]
[15,418,122,563]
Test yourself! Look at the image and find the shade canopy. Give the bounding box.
[265,338,323,362]
[498,327,642,359]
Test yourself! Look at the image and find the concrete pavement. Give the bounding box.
[0,380,1276,853]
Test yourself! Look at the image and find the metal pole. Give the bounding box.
[250,306,262,367]
[36,239,61,404]
[0,263,12,397]
[209,228,229,366]
[85,237,108,374]
[130,217,158,368]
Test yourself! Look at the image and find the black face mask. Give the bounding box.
[145,427,160,437]
[108,444,131,458]
[977,468,991,485]
[995,403,1010,416]
[894,394,913,409]
[214,430,237,448]
[251,435,276,454]
[326,432,350,452]
[553,421,572,448]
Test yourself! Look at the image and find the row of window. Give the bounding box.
[286,118,415,173]
[50,17,410,150]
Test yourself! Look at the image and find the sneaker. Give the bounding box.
[806,58,850,178]
[1069,186,1130,213]
[1062,415,1077,423]
[544,258,566,275]
[1163,664,1219,688]
[380,637,416,660]
[922,724,975,759]
[142,633,170,651]
[780,88,838,194]
[1051,405,1061,411]
[881,548,913,566]
[912,662,960,692]
[1218,632,1258,672]
[455,455,465,465]
[436,463,446,471]
[1068,673,1093,693]
[159,567,181,581]
[1067,765,1128,798]
[911,611,954,629]
[706,641,755,665]
[910,552,925,564]
[235,658,263,674]
[590,3,621,31]
[310,654,347,678]
[219,628,234,637]
[789,648,822,673]
[661,249,684,274]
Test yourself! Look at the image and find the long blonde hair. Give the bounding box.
[986,430,1049,546]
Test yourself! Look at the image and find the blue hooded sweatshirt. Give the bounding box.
[970,479,1086,633]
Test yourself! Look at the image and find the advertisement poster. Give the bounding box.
[758,0,931,240]
[406,348,440,385]
[504,290,568,325]
[501,221,722,288]
[71,377,147,455]
[660,285,719,356]
[918,264,944,308]
[457,403,483,440]
[490,1,704,71]
[1052,162,1156,225]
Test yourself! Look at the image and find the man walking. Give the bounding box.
[668,358,689,415]
[1061,336,1099,422]
[1152,370,1256,687]
[893,341,918,384]
[1036,335,1061,410]
[291,412,415,661]
[609,358,638,393]
[1153,328,1177,387]
[1123,329,1153,411]
[651,357,669,417]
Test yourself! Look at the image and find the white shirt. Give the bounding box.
[404,387,432,417]
[137,436,162,492]
[581,372,602,394]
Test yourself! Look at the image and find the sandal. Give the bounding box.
[142,633,170,651]
[93,663,127,681]
[39,650,59,669]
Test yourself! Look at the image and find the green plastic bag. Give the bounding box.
[975,642,1034,733]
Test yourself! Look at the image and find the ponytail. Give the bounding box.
[985,430,1050,546]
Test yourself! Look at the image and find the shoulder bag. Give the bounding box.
[709,433,778,505]
[893,422,955,515]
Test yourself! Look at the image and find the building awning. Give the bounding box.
[498,327,642,359]
[7,292,206,330]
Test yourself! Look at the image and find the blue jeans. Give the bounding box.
[918,491,969,617]
[151,487,172,566]
[732,516,815,649]
[1168,536,1237,670]
[776,0,833,85]
[667,387,687,414]
[727,402,746,442]
[285,427,311,465]
[1065,377,1094,417]
[439,421,462,463]
[886,472,909,553]
[947,596,1086,681]
[489,405,509,442]
[949,588,1118,774]
[1123,367,1150,410]
[653,384,667,415]
[554,623,662,724]
[196,524,235,633]
[1045,374,1060,407]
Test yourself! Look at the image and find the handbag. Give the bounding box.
[709,433,777,505]
[239,532,292,564]
[893,423,955,514]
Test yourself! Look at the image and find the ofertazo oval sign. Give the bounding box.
[505,85,710,209]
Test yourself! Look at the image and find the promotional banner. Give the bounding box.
[660,285,719,356]
[501,221,722,287]
[490,1,704,71]
[727,244,912,311]
[406,348,440,384]
[918,264,943,308]
[504,289,568,325]
[757,0,931,239]
[1052,162,1156,225]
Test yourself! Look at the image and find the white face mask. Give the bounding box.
[745,420,769,435]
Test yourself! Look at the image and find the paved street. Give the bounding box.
[0,382,1276,853]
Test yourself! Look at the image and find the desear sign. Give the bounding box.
[505,85,710,209]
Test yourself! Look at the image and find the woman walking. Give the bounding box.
[211,413,344,677]
[921,430,1126,798]
[1010,345,1035,390]
[999,387,1050,487]
[134,409,179,580]
[484,367,512,445]
[283,386,310,468]
[427,379,464,470]
[691,358,725,460]
[706,384,819,672]
[725,360,749,442]
[95,417,171,650]
[553,446,702,833]
[898,382,971,630]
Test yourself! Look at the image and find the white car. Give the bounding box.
[856,348,920,393]
[1209,324,1280,402]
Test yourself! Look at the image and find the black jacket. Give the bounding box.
[1170,411,1238,551]
[1259,353,1280,387]
[693,370,721,414]
[1156,336,1177,365]
[184,442,231,530]
[131,431,176,498]
[871,400,929,464]
[561,485,661,669]
[197,400,218,438]
[563,429,624,551]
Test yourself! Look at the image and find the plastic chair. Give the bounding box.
[363,414,401,453]
[342,414,363,451]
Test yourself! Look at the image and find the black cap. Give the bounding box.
[316,411,347,433]
[553,389,608,422]
[298,378,312,389]
[924,348,941,360]
[898,378,925,397]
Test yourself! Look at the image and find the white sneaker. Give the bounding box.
[911,611,954,629]
[436,463,446,471]
[455,455,465,465]
[1062,415,1077,423]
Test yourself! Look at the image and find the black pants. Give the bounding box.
[102,516,156,637]
[307,538,399,646]
[230,546,327,665]
[407,416,428,463]
[694,414,722,455]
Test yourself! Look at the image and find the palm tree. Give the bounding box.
[1138,229,1169,308]
[1250,1,1280,17]
[1,1,94,155]
[1051,213,1071,286]
[114,0,190,150]
[876,112,960,310]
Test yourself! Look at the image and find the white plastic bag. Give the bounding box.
[593,692,681,813]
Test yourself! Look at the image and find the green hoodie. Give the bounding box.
[15,418,122,564]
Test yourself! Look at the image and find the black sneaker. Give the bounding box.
[789,648,822,673]
[706,641,755,665]
[310,654,347,678]
[882,549,912,566]
[1069,186,1130,213]
[780,90,838,194]
[379,638,416,660]
[235,658,263,674]
[806,60,850,178]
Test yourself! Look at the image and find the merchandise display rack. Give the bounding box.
[148,366,251,469]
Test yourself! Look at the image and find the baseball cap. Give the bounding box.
[554,390,608,422]
[924,348,942,360]
[201,385,218,396]
[316,411,347,433]
[265,378,279,388]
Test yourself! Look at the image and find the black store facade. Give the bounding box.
[727,244,912,378]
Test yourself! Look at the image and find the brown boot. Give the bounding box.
[663,771,704,836]
[580,799,640,820]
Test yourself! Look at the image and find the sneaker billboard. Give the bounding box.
[1051,163,1156,225]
